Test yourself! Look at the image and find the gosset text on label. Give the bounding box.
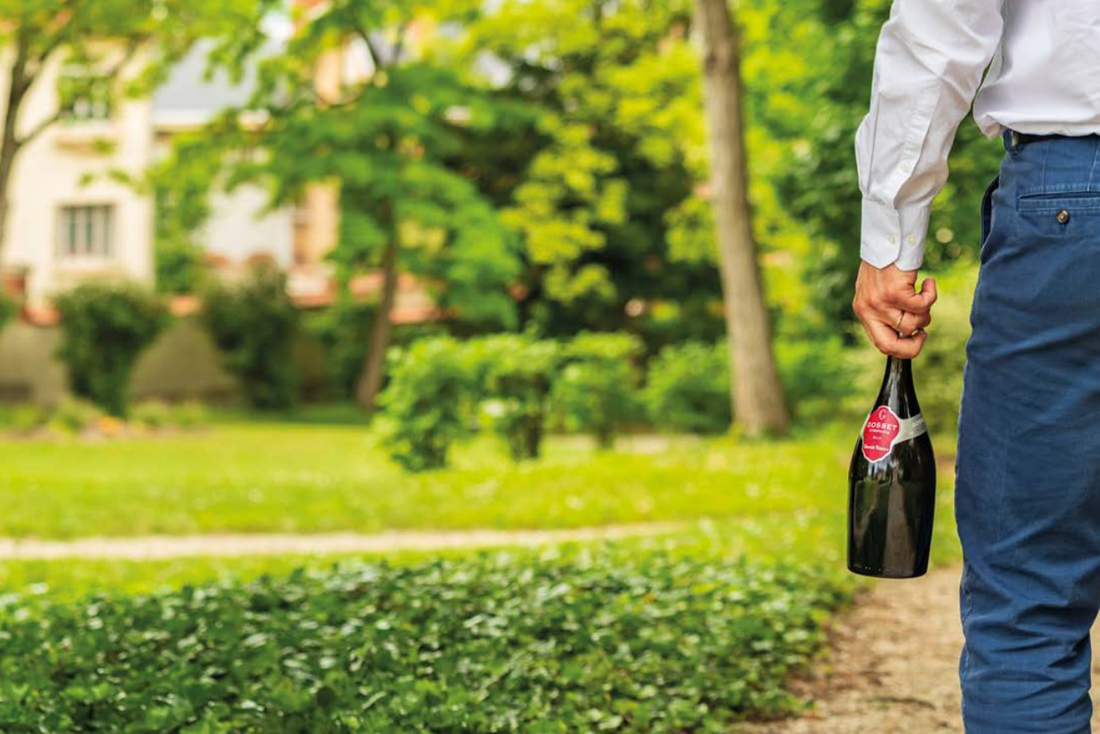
[860,405,926,463]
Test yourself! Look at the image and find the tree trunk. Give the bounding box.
[355,236,399,415]
[693,0,789,436]
[0,34,32,259]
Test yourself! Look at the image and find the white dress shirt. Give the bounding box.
[855,0,1100,270]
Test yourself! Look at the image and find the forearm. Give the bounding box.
[855,0,1005,269]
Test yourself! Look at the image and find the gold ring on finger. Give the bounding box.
[893,311,904,330]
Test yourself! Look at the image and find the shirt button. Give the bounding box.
[1056,209,1070,224]
[905,234,916,245]
[887,233,898,243]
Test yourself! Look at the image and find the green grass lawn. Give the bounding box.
[0,420,961,596]
[0,421,934,539]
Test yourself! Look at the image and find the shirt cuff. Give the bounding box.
[860,197,931,271]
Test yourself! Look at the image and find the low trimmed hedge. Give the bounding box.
[0,551,850,731]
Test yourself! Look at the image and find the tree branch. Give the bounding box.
[30,0,89,73]
[14,109,65,148]
[390,21,410,66]
[15,36,143,147]
[352,21,384,71]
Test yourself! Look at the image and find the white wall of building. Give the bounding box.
[198,187,295,268]
[1,48,154,305]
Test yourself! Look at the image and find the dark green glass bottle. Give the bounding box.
[847,356,936,578]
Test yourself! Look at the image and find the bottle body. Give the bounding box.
[847,357,936,578]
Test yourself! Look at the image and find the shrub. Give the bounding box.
[171,400,209,429]
[0,292,15,331]
[0,551,852,731]
[379,336,476,471]
[155,240,207,295]
[54,283,170,415]
[305,299,447,400]
[469,334,560,460]
[201,264,299,410]
[131,400,209,431]
[47,397,104,433]
[774,334,858,424]
[644,341,731,433]
[131,399,174,429]
[303,297,376,400]
[0,403,44,433]
[553,332,643,448]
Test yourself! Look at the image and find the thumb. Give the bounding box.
[917,276,937,306]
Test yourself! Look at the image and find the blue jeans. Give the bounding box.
[956,129,1100,732]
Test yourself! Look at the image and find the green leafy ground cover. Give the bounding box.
[0,549,852,731]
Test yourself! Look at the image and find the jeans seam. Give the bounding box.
[960,561,974,718]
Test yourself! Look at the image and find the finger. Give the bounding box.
[886,276,937,314]
[867,319,901,356]
[921,277,938,305]
[896,309,932,335]
[868,320,928,358]
[889,283,934,314]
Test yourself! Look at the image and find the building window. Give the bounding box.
[58,205,115,259]
[58,71,113,121]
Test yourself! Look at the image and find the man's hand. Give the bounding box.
[852,261,937,358]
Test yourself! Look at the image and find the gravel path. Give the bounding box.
[0,522,685,560]
[741,564,1100,733]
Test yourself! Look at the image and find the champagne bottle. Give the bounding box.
[847,356,936,578]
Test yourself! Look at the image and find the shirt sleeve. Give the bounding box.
[855,1,1005,270]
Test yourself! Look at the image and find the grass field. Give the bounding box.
[0,419,961,598]
[0,421,909,539]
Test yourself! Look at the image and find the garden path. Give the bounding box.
[741,563,1100,733]
[0,521,685,560]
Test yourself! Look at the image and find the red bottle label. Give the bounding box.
[861,405,901,462]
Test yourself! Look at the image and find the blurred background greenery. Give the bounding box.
[0,0,990,729]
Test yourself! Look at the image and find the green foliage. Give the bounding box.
[644,341,731,434]
[910,265,976,435]
[0,403,43,433]
[554,332,644,448]
[47,397,105,433]
[170,3,523,332]
[131,398,173,429]
[0,293,15,331]
[150,135,218,295]
[0,551,850,731]
[774,335,859,423]
[201,265,299,411]
[468,334,561,460]
[154,239,206,295]
[304,299,447,400]
[54,283,169,416]
[746,0,1000,330]
[468,0,720,338]
[171,400,210,430]
[130,399,209,430]
[379,337,476,471]
[304,298,377,400]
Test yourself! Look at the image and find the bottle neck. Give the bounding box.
[876,356,920,416]
[883,356,911,393]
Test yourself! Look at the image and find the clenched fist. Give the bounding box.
[852,261,937,359]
